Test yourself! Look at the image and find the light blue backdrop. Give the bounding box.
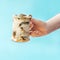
[0,0,60,60]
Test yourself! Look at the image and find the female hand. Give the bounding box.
[30,18,47,37]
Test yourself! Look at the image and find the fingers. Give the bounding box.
[29,18,47,37]
[30,21,33,28]
[29,19,41,37]
[29,20,35,31]
[30,18,40,30]
[30,31,42,37]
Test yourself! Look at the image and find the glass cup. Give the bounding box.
[12,14,32,42]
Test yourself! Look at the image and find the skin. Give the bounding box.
[30,14,60,37]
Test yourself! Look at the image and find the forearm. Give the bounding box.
[46,14,60,33]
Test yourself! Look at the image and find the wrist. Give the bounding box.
[39,22,48,36]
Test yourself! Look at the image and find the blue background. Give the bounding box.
[0,0,60,60]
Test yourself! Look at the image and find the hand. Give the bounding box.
[29,18,47,37]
